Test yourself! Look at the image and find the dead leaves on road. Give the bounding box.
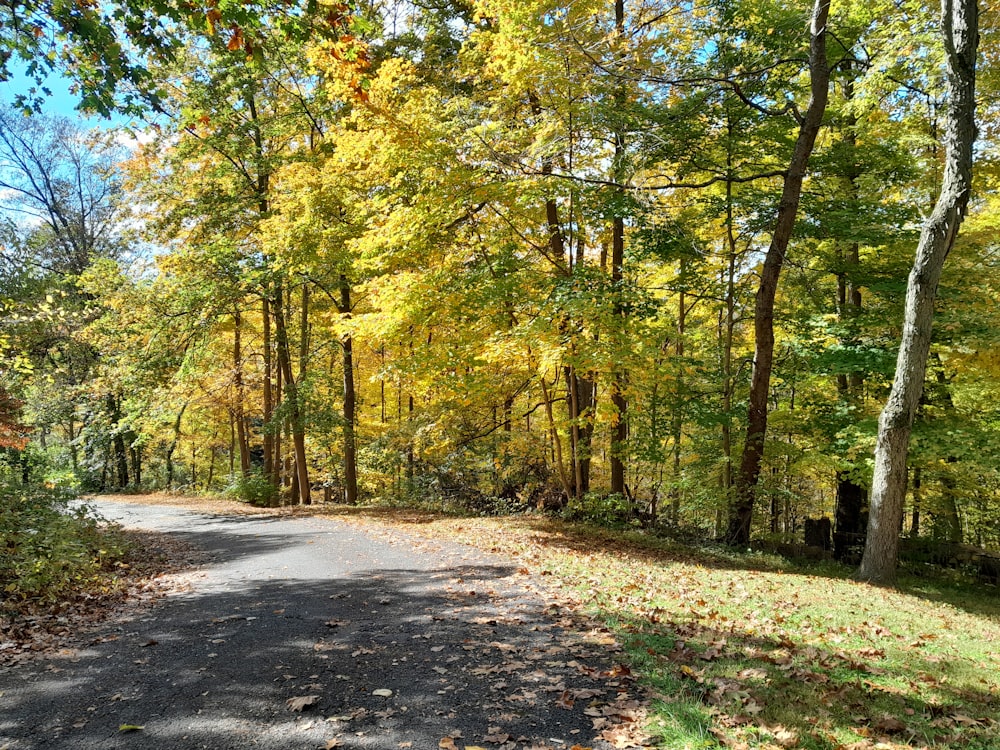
[286,694,320,711]
[297,572,653,750]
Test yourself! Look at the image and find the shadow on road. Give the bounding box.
[0,510,638,750]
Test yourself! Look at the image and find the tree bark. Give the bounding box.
[727,0,831,545]
[670,260,686,523]
[108,393,129,489]
[165,403,187,490]
[833,75,869,561]
[262,295,276,484]
[129,441,141,489]
[339,275,359,505]
[857,0,978,584]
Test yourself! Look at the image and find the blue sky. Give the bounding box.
[1,59,123,128]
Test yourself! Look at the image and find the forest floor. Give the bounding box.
[3,494,999,750]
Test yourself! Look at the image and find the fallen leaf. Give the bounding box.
[118,724,144,732]
[951,714,982,727]
[324,739,343,749]
[439,738,457,750]
[873,716,906,734]
[286,695,320,712]
[372,688,393,697]
[770,726,798,747]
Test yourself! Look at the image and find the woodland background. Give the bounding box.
[1,0,999,570]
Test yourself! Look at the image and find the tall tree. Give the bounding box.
[727,0,832,544]
[857,0,979,584]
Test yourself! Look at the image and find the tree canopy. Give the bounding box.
[1,0,996,585]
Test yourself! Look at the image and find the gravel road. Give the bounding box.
[0,499,644,750]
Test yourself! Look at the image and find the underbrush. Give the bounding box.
[0,479,130,607]
[223,471,280,507]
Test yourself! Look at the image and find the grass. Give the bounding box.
[91,495,1000,750]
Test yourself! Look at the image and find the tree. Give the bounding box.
[0,107,126,276]
[857,0,979,584]
[727,0,832,545]
[0,110,136,488]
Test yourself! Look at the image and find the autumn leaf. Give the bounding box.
[950,714,983,727]
[872,716,906,734]
[555,689,575,709]
[286,695,320,712]
[438,738,457,750]
[205,8,222,35]
[227,27,244,52]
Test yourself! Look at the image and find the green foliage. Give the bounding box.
[0,475,126,603]
[563,492,635,528]
[225,472,280,507]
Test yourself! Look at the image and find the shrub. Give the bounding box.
[225,472,280,507]
[563,492,633,527]
[0,479,126,603]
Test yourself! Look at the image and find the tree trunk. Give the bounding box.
[718,143,738,536]
[541,374,574,503]
[262,295,275,483]
[234,308,252,478]
[130,442,141,489]
[930,358,963,541]
[339,275,359,505]
[857,0,978,584]
[273,282,310,504]
[834,475,867,561]
[670,261,686,523]
[727,0,831,545]
[108,393,129,489]
[833,75,869,561]
[609,0,628,498]
[66,418,78,473]
[565,364,594,499]
[274,339,283,485]
[165,404,187,490]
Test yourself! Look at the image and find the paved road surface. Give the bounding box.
[0,500,641,749]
